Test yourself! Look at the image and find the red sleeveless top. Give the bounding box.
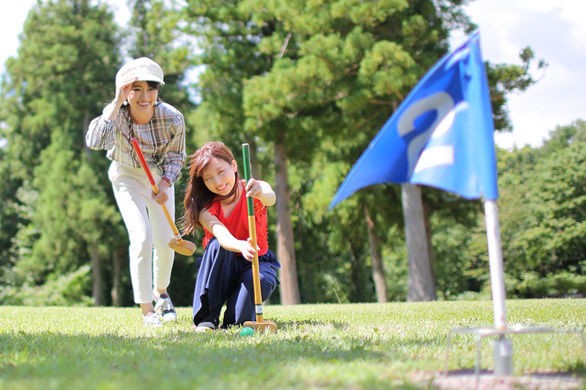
[202,181,269,256]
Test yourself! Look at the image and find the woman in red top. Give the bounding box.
[182,141,280,331]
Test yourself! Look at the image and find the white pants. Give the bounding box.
[109,161,175,304]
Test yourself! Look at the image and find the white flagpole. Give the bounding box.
[484,199,513,375]
[484,199,507,329]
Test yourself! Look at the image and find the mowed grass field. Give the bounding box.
[0,299,584,389]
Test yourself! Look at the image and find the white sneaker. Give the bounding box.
[143,311,162,327]
[194,325,213,333]
[154,294,177,322]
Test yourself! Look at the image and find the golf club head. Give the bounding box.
[169,237,196,256]
[243,320,277,333]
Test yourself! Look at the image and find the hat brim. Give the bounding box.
[132,70,165,84]
[116,72,164,89]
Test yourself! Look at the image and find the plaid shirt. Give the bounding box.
[86,101,186,182]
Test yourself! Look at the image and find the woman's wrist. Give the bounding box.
[161,176,172,186]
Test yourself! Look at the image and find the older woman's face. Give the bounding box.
[127,81,159,116]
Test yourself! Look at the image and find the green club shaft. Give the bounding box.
[242,143,254,216]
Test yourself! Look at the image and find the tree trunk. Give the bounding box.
[348,243,363,301]
[111,245,124,306]
[401,184,436,301]
[364,206,387,303]
[422,197,436,290]
[90,241,103,306]
[274,134,301,304]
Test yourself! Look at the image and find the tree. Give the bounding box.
[500,121,586,285]
[127,0,194,114]
[183,0,296,301]
[241,0,468,302]
[182,0,542,303]
[0,0,124,305]
[402,184,436,300]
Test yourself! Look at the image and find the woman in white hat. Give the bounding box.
[86,57,187,326]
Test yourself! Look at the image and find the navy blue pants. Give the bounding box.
[192,239,280,327]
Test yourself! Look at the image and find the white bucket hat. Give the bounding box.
[115,57,165,89]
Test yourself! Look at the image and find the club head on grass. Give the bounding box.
[243,320,277,333]
[169,237,196,256]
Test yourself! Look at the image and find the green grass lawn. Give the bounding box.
[0,299,584,389]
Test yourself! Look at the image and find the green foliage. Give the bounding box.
[477,121,586,298]
[0,0,200,307]
[432,218,476,298]
[183,0,537,306]
[486,46,547,131]
[0,265,93,306]
[499,133,586,279]
[513,270,586,299]
[130,2,584,304]
[0,0,122,300]
[128,0,195,116]
[381,224,408,301]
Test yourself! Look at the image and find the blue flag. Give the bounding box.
[329,31,498,209]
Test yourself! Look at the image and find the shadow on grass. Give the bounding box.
[0,319,442,389]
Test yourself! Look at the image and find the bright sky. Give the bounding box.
[1,1,585,149]
[464,0,586,149]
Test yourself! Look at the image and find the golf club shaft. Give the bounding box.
[130,138,181,238]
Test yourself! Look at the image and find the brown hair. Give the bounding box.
[182,141,240,236]
[146,80,161,90]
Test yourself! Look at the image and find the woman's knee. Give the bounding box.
[259,272,278,299]
[206,238,221,251]
[129,234,153,257]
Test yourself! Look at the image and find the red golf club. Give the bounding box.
[131,138,196,256]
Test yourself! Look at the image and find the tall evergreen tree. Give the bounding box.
[0,0,123,305]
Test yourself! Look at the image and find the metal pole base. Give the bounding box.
[493,336,513,376]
